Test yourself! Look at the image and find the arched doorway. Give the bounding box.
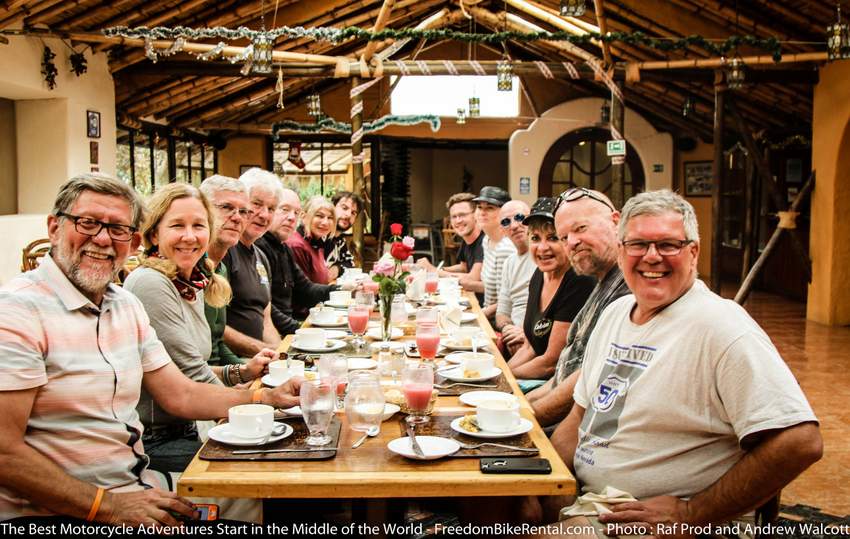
[537,127,645,200]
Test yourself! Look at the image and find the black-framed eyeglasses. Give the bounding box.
[214,203,252,218]
[621,239,693,257]
[500,213,526,228]
[56,212,137,242]
[556,187,616,212]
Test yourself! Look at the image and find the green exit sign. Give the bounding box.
[606,140,626,156]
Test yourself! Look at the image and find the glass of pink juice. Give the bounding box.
[363,280,380,294]
[402,363,434,424]
[416,323,440,361]
[348,305,370,349]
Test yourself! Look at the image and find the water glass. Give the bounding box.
[348,304,371,350]
[390,294,407,325]
[415,307,439,326]
[301,380,335,446]
[402,363,434,425]
[344,370,385,434]
[355,290,376,312]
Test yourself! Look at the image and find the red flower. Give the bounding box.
[390,223,403,236]
[390,241,413,261]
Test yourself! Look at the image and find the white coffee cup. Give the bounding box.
[310,307,338,325]
[295,328,326,349]
[329,290,352,305]
[228,404,274,438]
[268,359,305,383]
[476,398,521,433]
[459,352,495,376]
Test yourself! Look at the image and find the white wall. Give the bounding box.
[1,36,116,214]
[0,214,48,285]
[508,97,673,204]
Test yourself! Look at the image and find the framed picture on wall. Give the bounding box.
[87,110,101,139]
[89,141,98,165]
[684,161,713,197]
[240,164,260,175]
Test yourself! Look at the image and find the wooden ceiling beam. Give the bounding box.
[0,0,65,28]
[118,76,192,108]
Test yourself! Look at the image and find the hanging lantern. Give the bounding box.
[560,0,586,17]
[827,5,850,61]
[251,33,273,74]
[726,57,745,90]
[682,95,695,118]
[307,93,322,117]
[497,59,513,91]
[457,108,467,124]
[468,96,480,118]
[600,99,610,124]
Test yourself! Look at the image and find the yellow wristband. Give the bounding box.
[252,388,264,404]
[86,487,105,522]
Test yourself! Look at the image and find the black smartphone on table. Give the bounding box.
[479,457,552,474]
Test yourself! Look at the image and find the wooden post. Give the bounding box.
[610,86,625,209]
[740,156,755,285]
[351,76,365,266]
[735,173,815,305]
[710,73,725,294]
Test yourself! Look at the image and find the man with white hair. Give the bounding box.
[494,199,535,354]
[222,168,283,356]
[543,190,821,537]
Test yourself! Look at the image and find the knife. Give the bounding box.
[405,422,426,458]
[232,447,338,455]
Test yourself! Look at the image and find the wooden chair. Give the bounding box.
[441,228,459,266]
[21,238,51,272]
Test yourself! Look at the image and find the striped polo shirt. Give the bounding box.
[481,235,517,308]
[0,254,172,520]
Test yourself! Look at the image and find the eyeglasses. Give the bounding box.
[450,211,473,221]
[56,212,136,242]
[621,239,693,257]
[556,187,615,212]
[214,203,252,218]
[500,213,526,227]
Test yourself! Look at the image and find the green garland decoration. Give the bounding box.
[104,26,787,62]
[272,114,441,139]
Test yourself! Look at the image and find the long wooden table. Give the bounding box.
[177,295,574,500]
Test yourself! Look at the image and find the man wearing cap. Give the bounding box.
[495,199,535,354]
[417,192,484,298]
[473,186,517,318]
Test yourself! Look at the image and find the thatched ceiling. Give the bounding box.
[0,0,833,141]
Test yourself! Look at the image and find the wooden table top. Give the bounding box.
[177,293,575,499]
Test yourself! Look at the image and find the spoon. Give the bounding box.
[351,425,380,449]
[259,423,287,445]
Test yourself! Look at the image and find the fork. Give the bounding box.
[434,382,498,389]
[456,441,539,452]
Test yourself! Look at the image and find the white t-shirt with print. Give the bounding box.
[573,279,817,499]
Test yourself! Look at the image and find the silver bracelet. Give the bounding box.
[222,364,232,386]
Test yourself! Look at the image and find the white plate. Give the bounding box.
[460,312,478,323]
[369,341,406,353]
[387,435,460,460]
[290,339,347,353]
[348,357,378,370]
[440,366,502,383]
[324,301,353,309]
[450,417,534,439]
[459,391,518,408]
[208,421,293,446]
[280,405,302,416]
[365,327,403,340]
[323,330,348,340]
[308,316,348,328]
[436,303,469,313]
[382,403,401,421]
[261,374,291,387]
[442,338,490,351]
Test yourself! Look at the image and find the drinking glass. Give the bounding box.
[415,307,439,326]
[319,354,350,410]
[425,271,439,296]
[390,294,407,326]
[344,370,385,434]
[355,291,376,313]
[301,380,335,446]
[416,323,440,361]
[402,363,434,425]
[348,304,370,350]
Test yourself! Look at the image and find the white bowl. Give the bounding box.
[382,403,401,421]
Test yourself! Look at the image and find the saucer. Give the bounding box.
[443,338,490,351]
[308,316,348,328]
[368,341,406,353]
[387,436,460,460]
[459,391,518,408]
[261,374,291,387]
[323,330,348,340]
[365,327,403,340]
[208,421,293,446]
[450,417,533,439]
[440,366,501,383]
[348,357,378,370]
[290,339,347,352]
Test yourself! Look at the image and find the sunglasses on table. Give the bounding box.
[555,187,616,212]
[499,214,526,227]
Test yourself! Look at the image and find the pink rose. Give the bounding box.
[371,259,395,277]
[402,236,415,249]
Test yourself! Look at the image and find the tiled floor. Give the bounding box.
[739,288,850,517]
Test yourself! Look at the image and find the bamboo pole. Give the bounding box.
[634,51,827,71]
[593,0,614,67]
[351,76,365,266]
[610,85,624,208]
[505,0,598,43]
[710,74,725,294]
[362,0,397,63]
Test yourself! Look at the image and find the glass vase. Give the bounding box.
[380,293,393,342]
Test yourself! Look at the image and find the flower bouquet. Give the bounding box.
[371,224,413,341]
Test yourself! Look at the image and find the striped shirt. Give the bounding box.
[481,235,517,308]
[496,251,536,325]
[0,255,171,520]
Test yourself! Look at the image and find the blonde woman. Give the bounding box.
[124,183,277,474]
[286,195,336,285]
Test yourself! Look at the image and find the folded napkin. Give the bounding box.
[559,486,637,518]
[406,272,425,301]
[440,304,463,334]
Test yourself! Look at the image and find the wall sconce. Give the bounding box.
[726,57,746,90]
[827,4,850,60]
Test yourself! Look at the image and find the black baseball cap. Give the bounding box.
[472,186,511,207]
[523,197,557,225]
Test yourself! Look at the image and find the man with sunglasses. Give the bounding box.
[494,199,535,353]
[542,190,820,537]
